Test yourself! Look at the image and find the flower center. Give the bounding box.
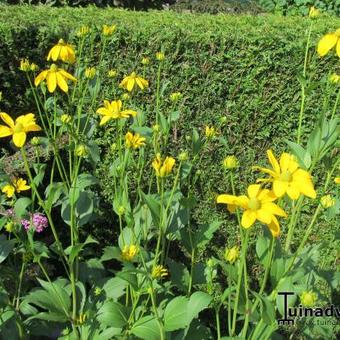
[50,64,58,72]
[14,122,24,133]
[248,197,261,211]
[280,171,292,182]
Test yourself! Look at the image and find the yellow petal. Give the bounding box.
[34,70,48,86]
[127,79,134,92]
[235,195,249,209]
[253,166,277,178]
[268,216,280,238]
[217,194,237,205]
[51,45,61,61]
[267,149,280,173]
[0,112,15,128]
[46,72,57,93]
[25,123,41,133]
[100,116,112,126]
[262,202,287,217]
[337,39,340,58]
[0,125,12,137]
[59,70,77,82]
[317,33,338,57]
[273,180,288,197]
[256,208,272,224]
[258,189,276,203]
[286,185,300,200]
[247,184,261,198]
[2,184,15,198]
[241,209,257,228]
[13,132,27,147]
[279,153,291,172]
[56,72,68,92]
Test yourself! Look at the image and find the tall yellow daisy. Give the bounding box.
[253,150,316,200]
[317,29,340,58]
[125,132,146,149]
[47,39,76,64]
[152,153,176,177]
[96,100,137,125]
[120,72,148,92]
[2,178,30,198]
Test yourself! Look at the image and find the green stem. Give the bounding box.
[215,307,221,340]
[330,87,340,121]
[15,261,25,310]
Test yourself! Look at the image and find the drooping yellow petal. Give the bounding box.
[34,70,48,86]
[241,209,257,228]
[59,70,77,82]
[337,39,340,58]
[0,112,15,128]
[100,116,112,126]
[267,149,280,174]
[13,132,27,147]
[256,208,272,224]
[317,33,338,57]
[262,202,287,217]
[273,180,288,197]
[51,45,61,61]
[46,72,57,93]
[56,72,68,92]
[268,216,280,238]
[286,185,300,200]
[217,194,238,205]
[252,166,277,178]
[127,79,135,92]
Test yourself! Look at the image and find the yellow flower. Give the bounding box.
[75,313,87,325]
[2,178,30,198]
[5,222,14,233]
[96,100,137,125]
[335,177,340,184]
[108,69,117,78]
[329,73,340,84]
[320,195,335,208]
[317,29,340,58]
[223,156,238,170]
[254,150,316,200]
[152,265,168,279]
[61,114,71,124]
[102,24,116,36]
[309,6,320,18]
[205,126,217,138]
[85,67,96,79]
[152,153,176,177]
[75,145,87,157]
[76,25,90,37]
[170,92,182,102]
[156,52,165,61]
[35,64,77,93]
[19,59,31,72]
[125,132,146,149]
[300,290,317,307]
[224,246,239,264]
[120,72,148,92]
[141,57,150,65]
[0,112,41,147]
[217,184,287,237]
[47,39,76,64]
[121,245,139,261]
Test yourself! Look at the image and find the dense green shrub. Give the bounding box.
[0,5,339,247]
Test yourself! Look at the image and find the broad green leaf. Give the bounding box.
[101,246,121,262]
[187,292,212,324]
[14,197,31,217]
[103,277,127,299]
[97,301,128,328]
[0,235,15,263]
[140,192,161,227]
[164,296,189,331]
[131,315,161,340]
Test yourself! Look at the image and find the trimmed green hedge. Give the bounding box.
[0,5,339,249]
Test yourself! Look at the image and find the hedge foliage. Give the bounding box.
[0,5,339,248]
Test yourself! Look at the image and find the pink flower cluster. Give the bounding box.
[21,213,48,233]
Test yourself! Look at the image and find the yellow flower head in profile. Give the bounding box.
[125,131,146,149]
[85,67,96,79]
[35,64,77,93]
[121,245,139,262]
[0,112,41,147]
[121,93,130,101]
[205,125,217,138]
[300,290,317,307]
[2,178,30,198]
[317,29,340,58]
[61,114,71,124]
[19,59,31,72]
[76,25,90,37]
[141,57,150,65]
[152,153,176,178]
[75,144,87,157]
[156,52,165,61]
[254,150,316,200]
[329,73,340,84]
[170,92,182,102]
[224,246,239,264]
[96,100,137,125]
[152,265,168,279]
[335,177,340,184]
[120,72,148,92]
[102,24,116,36]
[223,156,238,170]
[217,184,287,237]
[30,63,39,72]
[108,69,117,78]
[320,195,335,209]
[309,6,320,18]
[47,39,76,64]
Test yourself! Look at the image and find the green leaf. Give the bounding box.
[0,235,15,263]
[101,246,121,262]
[103,277,127,299]
[256,235,270,265]
[97,301,128,328]
[164,296,189,331]
[194,221,222,249]
[167,258,190,292]
[285,140,311,169]
[14,197,31,217]
[131,315,161,340]
[187,292,212,324]
[140,192,161,226]
[65,235,98,263]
